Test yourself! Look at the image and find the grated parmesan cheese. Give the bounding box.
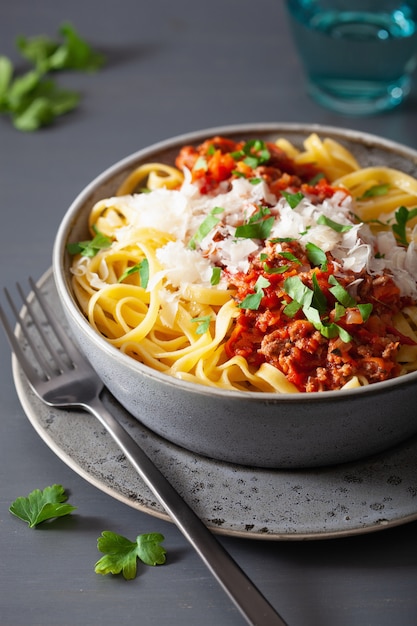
[89,176,417,300]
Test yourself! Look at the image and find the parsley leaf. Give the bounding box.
[283,276,313,310]
[95,531,166,580]
[305,242,327,270]
[210,266,221,285]
[392,205,417,246]
[328,275,356,307]
[235,208,274,240]
[67,226,112,257]
[16,22,105,73]
[263,263,289,274]
[231,139,271,168]
[281,190,304,209]
[239,275,270,310]
[311,272,328,314]
[1,23,104,131]
[118,259,149,288]
[357,184,390,200]
[316,214,353,233]
[358,302,373,321]
[188,206,224,250]
[9,484,77,528]
[191,315,212,334]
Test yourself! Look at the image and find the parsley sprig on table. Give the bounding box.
[9,484,167,581]
[0,22,105,131]
[9,484,77,527]
[95,531,167,580]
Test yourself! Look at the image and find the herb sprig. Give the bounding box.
[0,22,105,131]
[9,484,77,528]
[95,531,166,580]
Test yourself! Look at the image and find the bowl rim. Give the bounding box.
[52,121,417,402]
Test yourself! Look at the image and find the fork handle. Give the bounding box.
[82,395,288,626]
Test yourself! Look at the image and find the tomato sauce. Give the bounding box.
[176,136,415,391]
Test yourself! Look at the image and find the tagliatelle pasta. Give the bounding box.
[68,133,417,393]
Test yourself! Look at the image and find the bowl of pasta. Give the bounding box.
[53,123,417,468]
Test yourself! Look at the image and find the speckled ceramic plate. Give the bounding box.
[12,269,417,540]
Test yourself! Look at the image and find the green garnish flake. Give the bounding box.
[328,275,356,307]
[308,172,325,185]
[392,205,417,246]
[9,484,77,528]
[283,275,354,342]
[191,315,212,334]
[188,206,224,250]
[235,207,274,241]
[281,190,305,209]
[231,139,271,168]
[358,302,373,321]
[316,214,353,233]
[210,266,221,285]
[305,242,328,270]
[357,184,390,200]
[311,272,327,314]
[263,263,289,275]
[118,258,149,288]
[95,531,166,580]
[239,275,270,310]
[334,302,346,321]
[283,276,313,311]
[67,226,112,257]
[193,156,208,171]
[269,237,295,243]
[279,251,302,264]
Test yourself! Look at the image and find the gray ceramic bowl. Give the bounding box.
[53,123,417,469]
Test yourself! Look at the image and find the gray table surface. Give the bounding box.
[2,2,417,625]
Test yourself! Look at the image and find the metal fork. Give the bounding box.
[0,277,288,626]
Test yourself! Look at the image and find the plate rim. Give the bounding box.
[10,268,417,541]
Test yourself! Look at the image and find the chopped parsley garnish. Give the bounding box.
[210,266,222,285]
[278,251,302,264]
[391,205,417,246]
[328,275,356,307]
[283,274,372,343]
[358,303,373,322]
[308,172,325,185]
[95,531,166,580]
[357,183,390,200]
[305,242,328,270]
[281,190,304,209]
[269,237,296,244]
[191,315,212,334]
[188,206,224,250]
[316,214,353,233]
[283,276,313,313]
[263,263,289,274]
[239,275,270,310]
[193,156,208,171]
[235,207,274,240]
[9,484,77,527]
[231,139,271,168]
[67,226,112,257]
[118,258,149,288]
[311,272,327,314]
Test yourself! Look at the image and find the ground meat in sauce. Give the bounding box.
[226,244,407,392]
[176,135,415,392]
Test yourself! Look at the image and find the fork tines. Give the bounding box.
[0,278,72,383]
